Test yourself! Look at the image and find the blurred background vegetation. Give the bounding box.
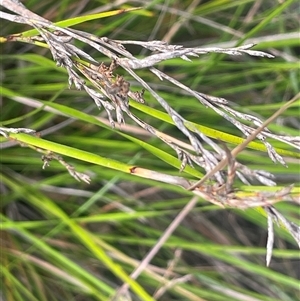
[1,0,299,300]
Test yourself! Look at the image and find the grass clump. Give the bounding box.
[1,0,299,300]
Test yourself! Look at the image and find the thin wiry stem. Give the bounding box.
[113,196,200,300]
